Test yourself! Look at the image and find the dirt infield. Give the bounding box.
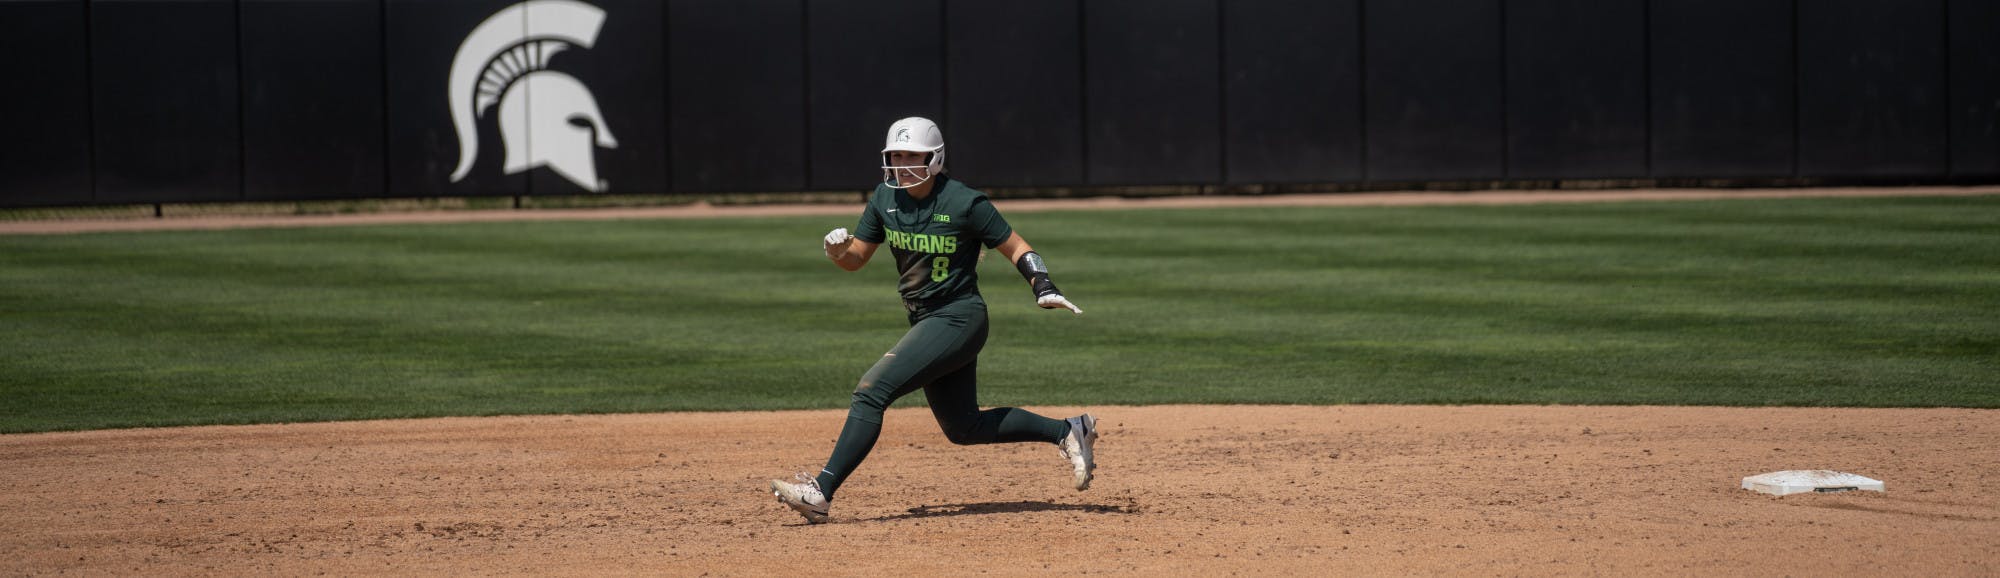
[3,405,1995,575]
[6,188,1996,575]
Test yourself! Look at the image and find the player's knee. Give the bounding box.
[941,428,977,446]
[849,388,890,414]
[939,420,983,446]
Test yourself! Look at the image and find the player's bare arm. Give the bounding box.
[995,232,1082,315]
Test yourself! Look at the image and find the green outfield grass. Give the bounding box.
[2,195,1996,432]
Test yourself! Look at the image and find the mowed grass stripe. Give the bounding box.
[1,195,1994,432]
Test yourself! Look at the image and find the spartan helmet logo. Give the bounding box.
[448,0,617,192]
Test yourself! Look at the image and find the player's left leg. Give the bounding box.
[923,361,1069,446]
[918,302,1097,489]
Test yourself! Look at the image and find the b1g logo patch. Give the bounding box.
[447,0,618,192]
[933,214,951,223]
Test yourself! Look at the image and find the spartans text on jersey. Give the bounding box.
[883,229,958,254]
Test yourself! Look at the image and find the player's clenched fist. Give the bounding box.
[822,227,852,258]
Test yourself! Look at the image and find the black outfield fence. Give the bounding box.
[3,0,1997,208]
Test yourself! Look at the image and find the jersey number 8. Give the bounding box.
[930,256,950,282]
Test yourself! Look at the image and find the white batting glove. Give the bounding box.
[1037,293,1083,315]
[822,227,852,258]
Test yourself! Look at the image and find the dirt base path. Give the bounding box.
[4,405,1995,575]
[5,185,1996,235]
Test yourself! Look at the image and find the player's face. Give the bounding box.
[886,150,930,187]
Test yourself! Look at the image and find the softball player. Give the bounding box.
[769,117,1098,524]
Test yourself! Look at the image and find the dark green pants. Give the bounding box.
[813,293,1069,499]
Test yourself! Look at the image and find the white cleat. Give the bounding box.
[769,473,830,524]
[1059,414,1098,491]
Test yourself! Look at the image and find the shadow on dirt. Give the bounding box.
[1798,499,1999,522]
[863,500,1137,522]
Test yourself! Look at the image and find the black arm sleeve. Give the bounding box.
[1014,251,1061,298]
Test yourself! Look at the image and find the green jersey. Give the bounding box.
[853,175,1014,302]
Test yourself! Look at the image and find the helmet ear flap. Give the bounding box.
[927,148,946,175]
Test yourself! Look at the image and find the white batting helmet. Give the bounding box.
[880,116,945,189]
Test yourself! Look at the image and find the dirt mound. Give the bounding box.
[2,405,1995,575]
